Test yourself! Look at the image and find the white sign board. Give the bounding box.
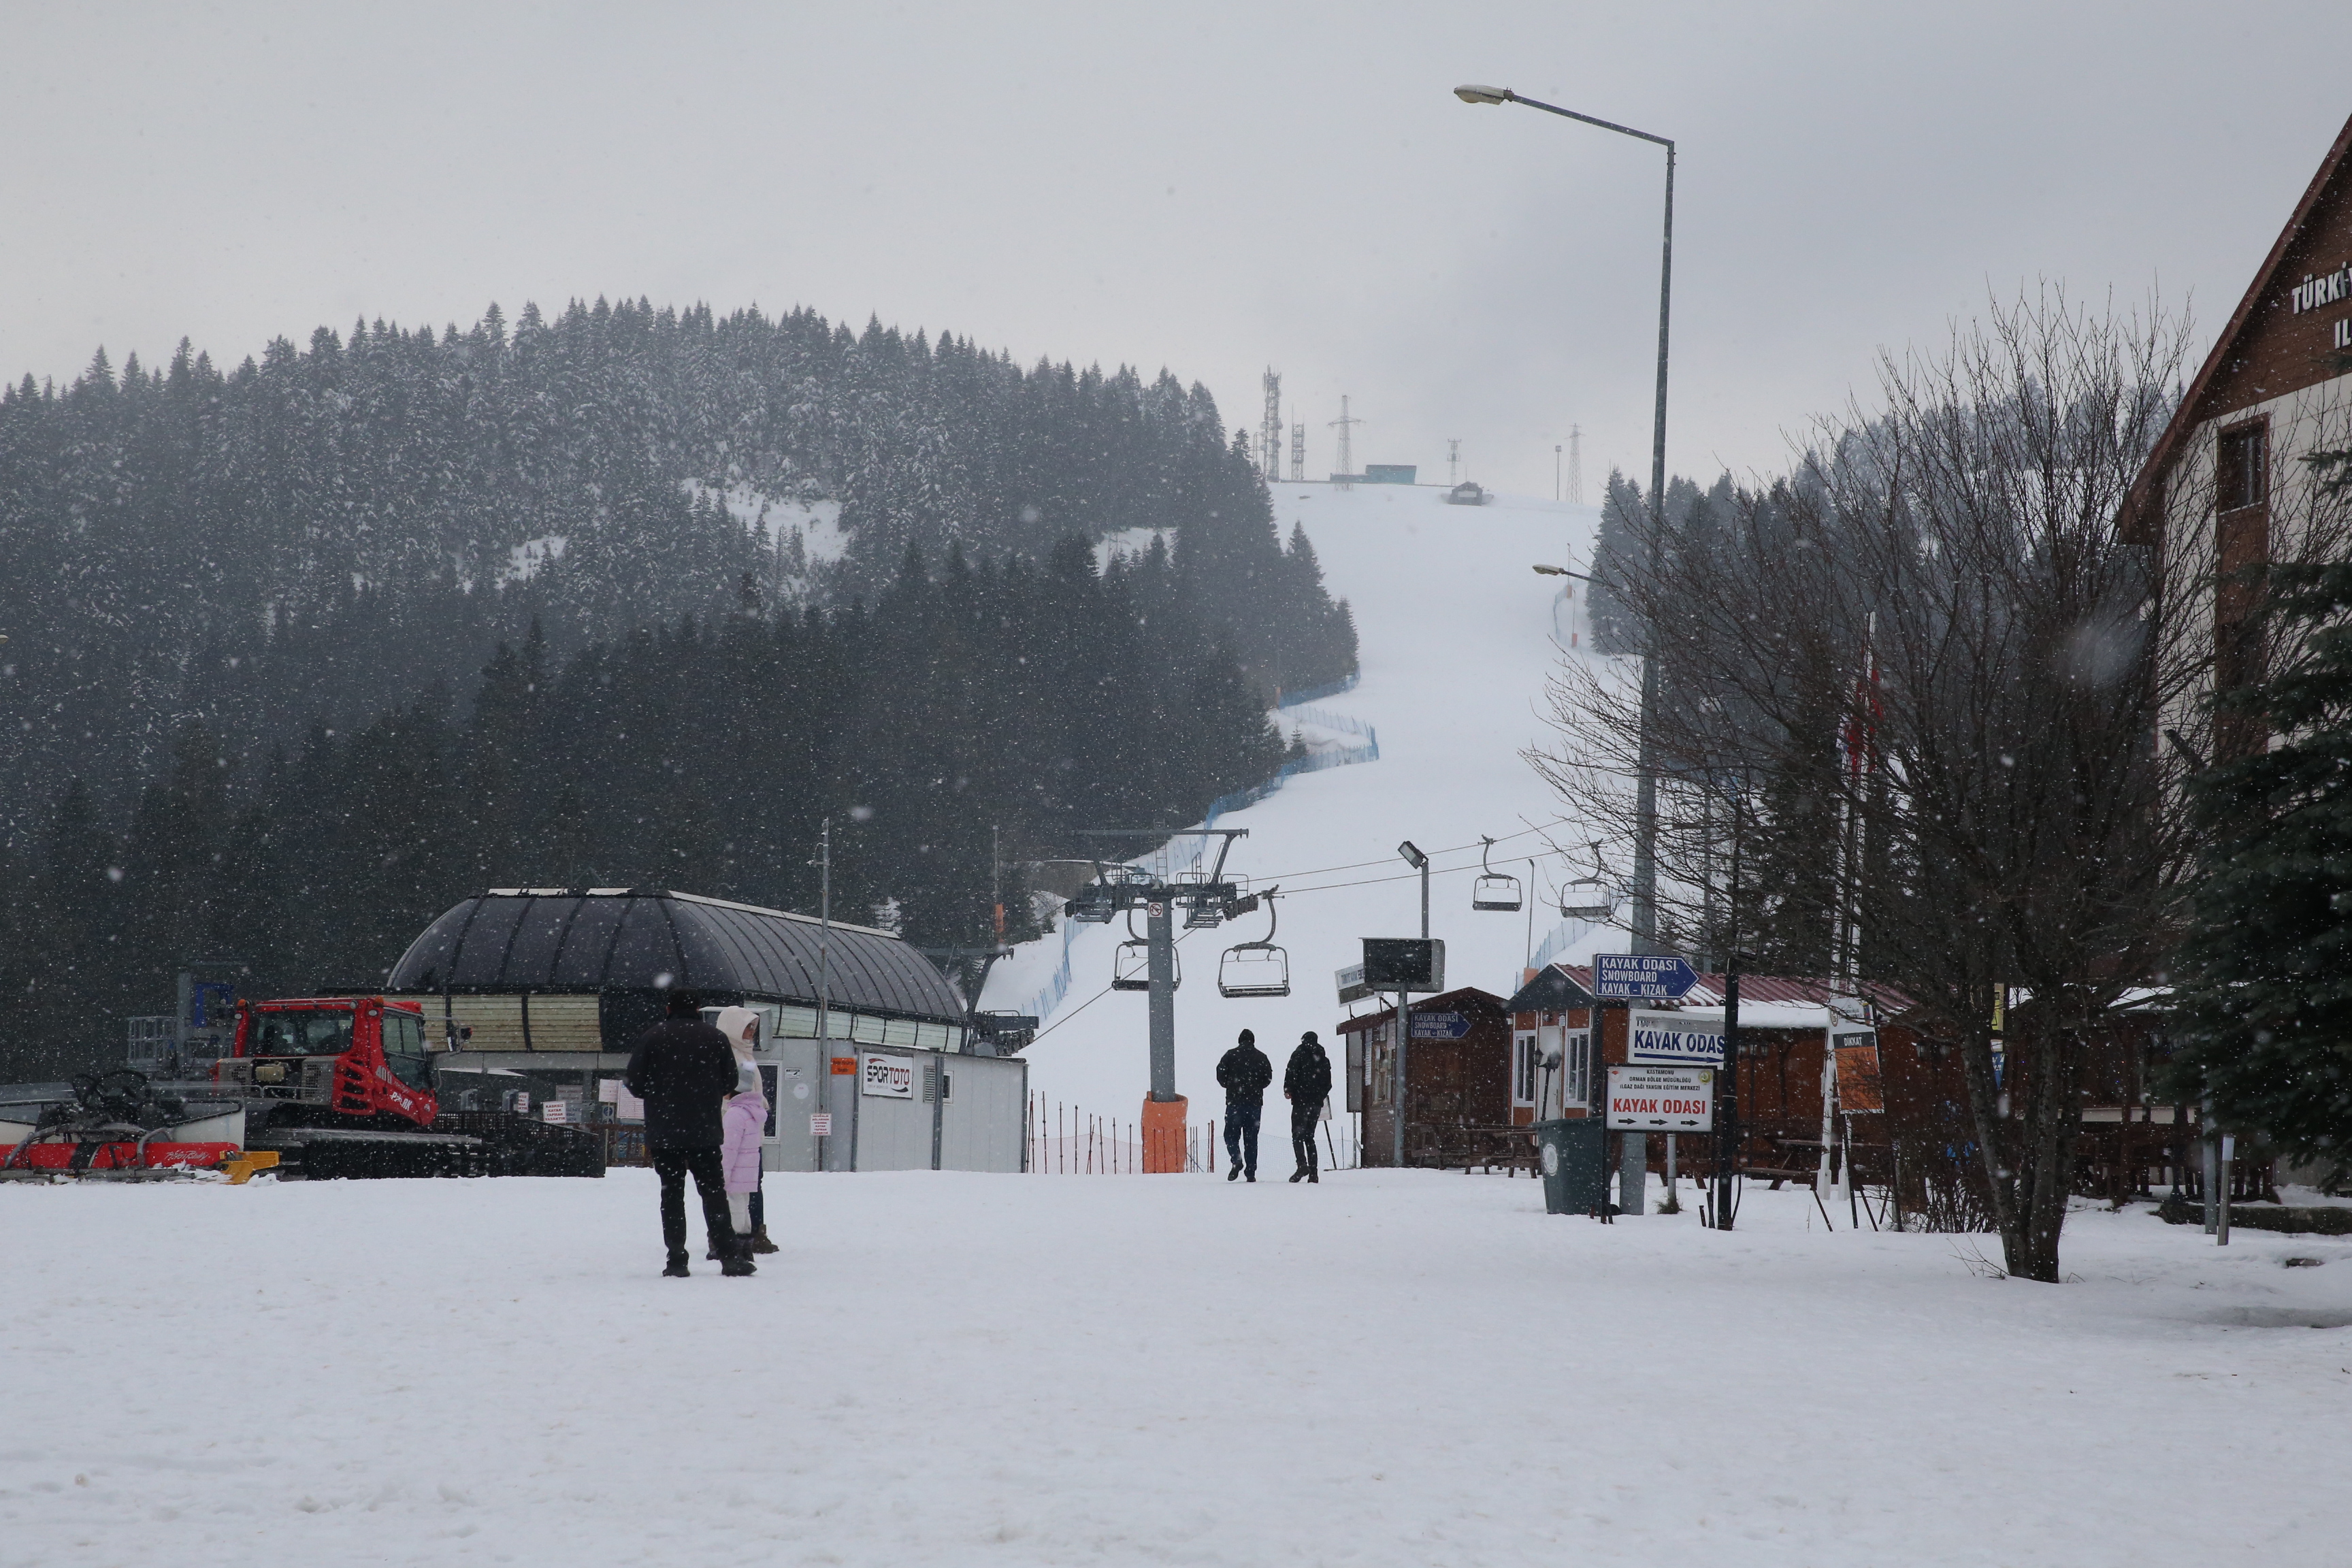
[809,1112,833,1137]
[860,1054,915,1099]
[1605,1064,1715,1131]
[1628,1009,1725,1066]
[542,1099,569,1124]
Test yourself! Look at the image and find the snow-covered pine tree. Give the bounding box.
[2166,448,2352,1181]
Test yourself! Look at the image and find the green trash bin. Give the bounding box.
[1536,1118,1611,1216]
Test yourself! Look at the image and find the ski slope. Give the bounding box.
[985,483,1614,1122]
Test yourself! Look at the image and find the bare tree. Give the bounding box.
[1532,289,2219,1281]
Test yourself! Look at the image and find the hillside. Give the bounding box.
[987,481,1615,1120]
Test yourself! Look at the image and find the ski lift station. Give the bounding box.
[385,889,1026,1173]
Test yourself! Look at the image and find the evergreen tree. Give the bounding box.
[2166,460,2352,1180]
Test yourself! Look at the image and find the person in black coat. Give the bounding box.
[1283,1030,1334,1183]
[1214,1029,1273,1182]
[624,991,754,1278]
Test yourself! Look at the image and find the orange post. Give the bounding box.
[1141,1094,1190,1173]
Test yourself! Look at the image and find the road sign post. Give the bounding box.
[1592,953,1700,1000]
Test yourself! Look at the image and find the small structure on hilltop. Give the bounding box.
[1446,481,1488,506]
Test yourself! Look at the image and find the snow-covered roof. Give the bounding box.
[386,890,966,1023]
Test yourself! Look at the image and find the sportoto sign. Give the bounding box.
[860,1054,915,1099]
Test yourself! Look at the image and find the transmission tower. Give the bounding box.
[1259,369,1283,483]
[1328,396,1365,489]
[1568,424,1584,506]
[1289,419,1305,482]
[1448,438,1461,486]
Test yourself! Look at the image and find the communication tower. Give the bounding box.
[1289,419,1305,482]
[1260,370,1283,483]
[1448,438,1461,486]
[1568,424,1584,506]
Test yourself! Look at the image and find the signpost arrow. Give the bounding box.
[1592,953,1700,1000]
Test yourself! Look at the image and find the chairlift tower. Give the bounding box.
[1260,370,1284,483]
[1329,397,1365,488]
[1065,830,1254,1167]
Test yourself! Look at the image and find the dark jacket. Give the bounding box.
[1215,1041,1273,1107]
[1284,1041,1333,1106]
[623,1018,737,1149]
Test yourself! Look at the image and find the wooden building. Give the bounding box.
[1337,986,1512,1168]
[2126,111,2352,757]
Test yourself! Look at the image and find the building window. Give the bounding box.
[1513,1030,1538,1107]
[1564,1030,1592,1111]
[2217,424,2267,512]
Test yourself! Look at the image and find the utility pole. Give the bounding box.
[1393,840,1431,1169]
[1329,397,1365,488]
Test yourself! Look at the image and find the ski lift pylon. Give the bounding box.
[1218,889,1290,998]
[1471,836,1523,912]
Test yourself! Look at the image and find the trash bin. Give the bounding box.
[1536,1118,1611,1216]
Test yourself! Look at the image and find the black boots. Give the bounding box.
[721,1254,757,1277]
[663,1252,691,1278]
[1289,1169,1305,1183]
[1228,1166,1241,1181]
[750,1226,779,1255]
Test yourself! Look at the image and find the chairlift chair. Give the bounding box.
[1111,909,1179,992]
[1217,891,1290,999]
[1471,836,1523,912]
[1559,878,1615,919]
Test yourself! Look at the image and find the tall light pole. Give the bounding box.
[1457,83,1672,954]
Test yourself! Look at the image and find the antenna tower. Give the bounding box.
[1448,438,1461,486]
[1259,370,1283,483]
[1328,396,1365,489]
[1289,419,1305,482]
[1568,424,1584,506]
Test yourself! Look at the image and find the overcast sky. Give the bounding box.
[5,2,2349,500]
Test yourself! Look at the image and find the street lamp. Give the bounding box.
[1458,82,1673,956]
[1392,839,1432,1170]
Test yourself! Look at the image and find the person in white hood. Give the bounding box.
[710,1007,779,1257]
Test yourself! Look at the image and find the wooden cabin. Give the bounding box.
[1337,986,1513,1168]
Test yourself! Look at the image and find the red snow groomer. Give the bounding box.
[3,996,600,1181]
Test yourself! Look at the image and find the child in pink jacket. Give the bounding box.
[712,1007,775,1256]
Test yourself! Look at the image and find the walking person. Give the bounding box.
[623,990,755,1278]
[710,1007,777,1259]
[1284,1029,1333,1183]
[1215,1028,1273,1183]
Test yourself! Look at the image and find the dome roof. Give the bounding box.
[386,889,965,1023]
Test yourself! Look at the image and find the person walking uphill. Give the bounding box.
[624,992,755,1278]
[1284,1030,1333,1183]
[1215,1029,1273,1182]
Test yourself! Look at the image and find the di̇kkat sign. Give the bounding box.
[1605,1064,1715,1132]
[860,1053,915,1099]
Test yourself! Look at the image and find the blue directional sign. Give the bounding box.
[1409,1010,1471,1041]
[1592,953,1700,1000]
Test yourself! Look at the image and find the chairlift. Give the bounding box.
[1471,836,1523,912]
[1559,839,1616,920]
[1218,890,1290,999]
[1559,877,1615,920]
[1112,909,1179,992]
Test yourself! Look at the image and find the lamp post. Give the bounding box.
[1459,83,1673,955]
[1395,839,1430,1170]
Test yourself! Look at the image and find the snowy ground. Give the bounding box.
[5,1171,2346,1567]
[987,484,1613,1122]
